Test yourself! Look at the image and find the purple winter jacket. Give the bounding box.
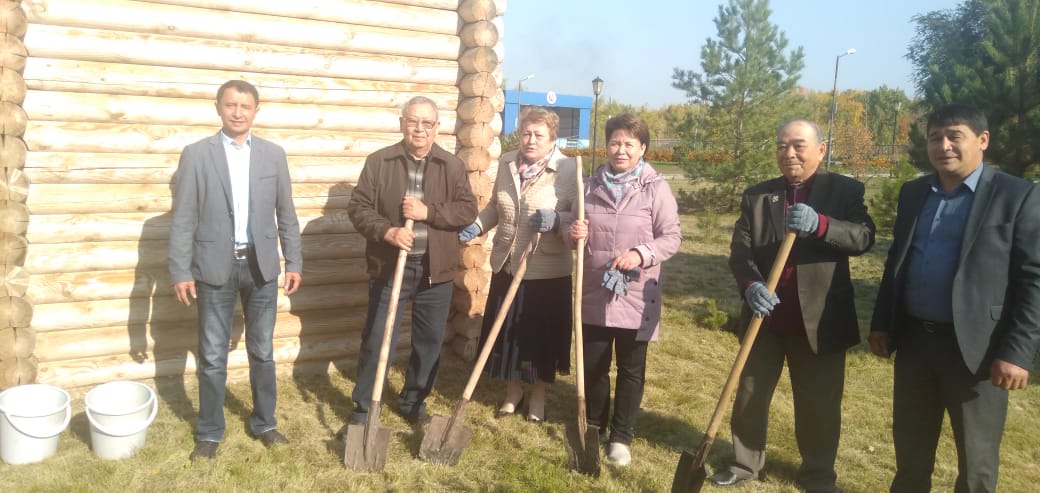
[569,162,682,341]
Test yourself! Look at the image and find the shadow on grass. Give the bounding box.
[639,407,806,485]
[661,251,734,300]
[68,410,91,446]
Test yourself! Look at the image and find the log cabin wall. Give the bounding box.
[0,0,505,389]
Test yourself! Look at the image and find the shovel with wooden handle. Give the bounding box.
[419,233,542,465]
[670,230,797,493]
[343,219,414,472]
[564,156,601,477]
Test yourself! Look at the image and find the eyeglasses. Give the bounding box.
[404,118,438,130]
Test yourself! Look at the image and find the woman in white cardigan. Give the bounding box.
[459,107,577,423]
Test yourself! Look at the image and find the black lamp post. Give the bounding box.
[591,76,604,170]
[826,48,856,170]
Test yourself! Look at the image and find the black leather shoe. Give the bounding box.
[405,408,431,426]
[258,429,289,447]
[335,412,368,440]
[709,470,754,487]
[189,440,219,461]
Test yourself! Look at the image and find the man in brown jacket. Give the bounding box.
[343,96,477,429]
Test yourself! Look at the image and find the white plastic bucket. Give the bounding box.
[0,384,72,465]
[85,381,157,460]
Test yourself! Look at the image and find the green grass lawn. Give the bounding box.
[3,214,1039,492]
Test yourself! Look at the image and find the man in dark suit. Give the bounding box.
[169,80,302,461]
[870,103,1040,492]
[710,119,876,491]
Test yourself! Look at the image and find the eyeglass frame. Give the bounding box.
[402,117,439,131]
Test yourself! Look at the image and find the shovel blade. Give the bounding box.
[342,422,391,472]
[419,414,472,465]
[671,449,708,493]
[564,422,601,477]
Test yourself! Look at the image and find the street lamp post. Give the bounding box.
[517,74,535,112]
[590,76,604,170]
[891,101,902,175]
[891,101,902,153]
[825,48,856,170]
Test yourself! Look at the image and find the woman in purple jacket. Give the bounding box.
[569,113,682,466]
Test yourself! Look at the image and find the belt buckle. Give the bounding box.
[234,247,249,260]
[919,319,947,333]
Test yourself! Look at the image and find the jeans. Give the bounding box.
[195,258,279,442]
[351,255,453,422]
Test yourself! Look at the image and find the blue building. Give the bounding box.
[502,89,593,149]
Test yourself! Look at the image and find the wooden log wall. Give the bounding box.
[0,0,35,387]
[447,0,504,361]
[0,0,506,389]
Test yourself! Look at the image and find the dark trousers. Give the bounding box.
[583,325,648,445]
[195,258,278,442]
[891,324,1007,493]
[729,328,845,491]
[351,255,452,422]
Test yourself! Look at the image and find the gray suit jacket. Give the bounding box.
[169,132,302,286]
[871,165,1040,374]
[730,170,876,354]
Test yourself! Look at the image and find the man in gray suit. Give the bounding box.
[870,103,1040,492]
[169,80,302,461]
[711,119,875,491]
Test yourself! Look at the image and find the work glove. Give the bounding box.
[530,209,560,233]
[785,203,819,237]
[601,262,641,297]
[602,268,628,296]
[744,281,780,317]
[459,223,482,242]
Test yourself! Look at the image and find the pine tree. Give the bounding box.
[671,0,805,211]
[909,0,1040,177]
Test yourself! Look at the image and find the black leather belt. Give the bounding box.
[907,317,954,333]
[234,245,252,260]
[406,252,426,261]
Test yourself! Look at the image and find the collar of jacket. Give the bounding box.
[590,161,663,190]
[767,167,831,191]
[386,140,454,166]
[506,147,569,173]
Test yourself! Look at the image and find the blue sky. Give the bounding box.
[500,0,959,108]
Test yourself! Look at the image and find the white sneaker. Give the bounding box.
[607,442,631,466]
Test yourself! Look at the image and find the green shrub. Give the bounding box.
[699,299,731,331]
[869,162,920,234]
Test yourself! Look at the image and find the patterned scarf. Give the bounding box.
[517,148,554,193]
[601,159,646,203]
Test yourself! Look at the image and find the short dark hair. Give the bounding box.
[217,80,260,106]
[605,113,650,147]
[777,118,824,144]
[926,103,988,136]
